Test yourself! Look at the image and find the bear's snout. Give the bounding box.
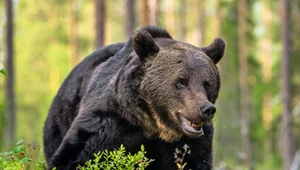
[200,102,216,121]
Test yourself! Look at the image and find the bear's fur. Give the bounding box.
[43,26,226,170]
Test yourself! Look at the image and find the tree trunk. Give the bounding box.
[140,0,149,26]
[260,1,273,161]
[69,0,79,66]
[148,0,159,25]
[237,0,252,167]
[280,0,294,169]
[198,0,205,46]
[214,0,221,37]
[125,0,136,39]
[5,0,15,147]
[94,0,105,49]
[177,0,186,41]
[165,0,175,36]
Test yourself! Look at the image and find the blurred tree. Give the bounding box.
[177,0,186,41]
[0,0,5,149]
[197,0,205,46]
[5,0,15,148]
[69,0,79,66]
[13,0,70,146]
[259,0,273,161]
[214,0,221,37]
[238,0,252,167]
[213,0,241,166]
[290,0,300,164]
[140,0,149,26]
[280,0,294,169]
[94,0,106,48]
[125,0,136,39]
[148,0,159,25]
[165,0,175,36]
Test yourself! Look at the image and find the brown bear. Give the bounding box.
[43,26,226,170]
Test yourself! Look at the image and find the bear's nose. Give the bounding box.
[201,103,216,120]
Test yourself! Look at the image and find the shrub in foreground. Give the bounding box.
[0,140,46,170]
[77,145,153,170]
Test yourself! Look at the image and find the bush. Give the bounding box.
[0,140,46,170]
[77,145,153,170]
[0,140,188,170]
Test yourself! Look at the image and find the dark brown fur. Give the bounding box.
[43,26,226,170]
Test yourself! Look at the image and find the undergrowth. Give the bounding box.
[77,145,153,170]
[0,139,46,170]
[0,140,189,170]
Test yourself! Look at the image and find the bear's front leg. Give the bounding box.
[48,111,102,170]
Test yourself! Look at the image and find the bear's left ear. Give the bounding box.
[201,38,226,64]
[133,30,159,61]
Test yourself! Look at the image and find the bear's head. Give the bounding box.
[120,27,225,142]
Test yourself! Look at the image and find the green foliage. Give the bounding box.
[0,140,46,170]
[0,69,4,110]
[77,145,153,170]
[0,69,6,76]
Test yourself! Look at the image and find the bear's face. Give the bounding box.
[133,30,225,141]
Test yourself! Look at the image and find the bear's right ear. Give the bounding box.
[133,30,159,61]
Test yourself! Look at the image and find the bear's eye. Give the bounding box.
[204,81,211,92]
[175,78,188,89]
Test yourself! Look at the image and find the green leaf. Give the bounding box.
[13,145,25,153]
[0,69,7,76]
[21,157,29,164]
[16,139,24,146]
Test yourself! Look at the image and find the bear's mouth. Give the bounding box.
[178,114,204,137]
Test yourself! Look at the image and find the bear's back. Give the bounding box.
[43,42,125,163]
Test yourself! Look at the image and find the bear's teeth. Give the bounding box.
[189,122,203,127]
[191,124,201,127]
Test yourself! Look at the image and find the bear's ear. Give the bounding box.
[133,30,159,61]
[201,38,226,64]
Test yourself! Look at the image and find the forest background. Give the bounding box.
[0,0,300,169]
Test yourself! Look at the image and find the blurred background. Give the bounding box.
[0,0,300,169]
